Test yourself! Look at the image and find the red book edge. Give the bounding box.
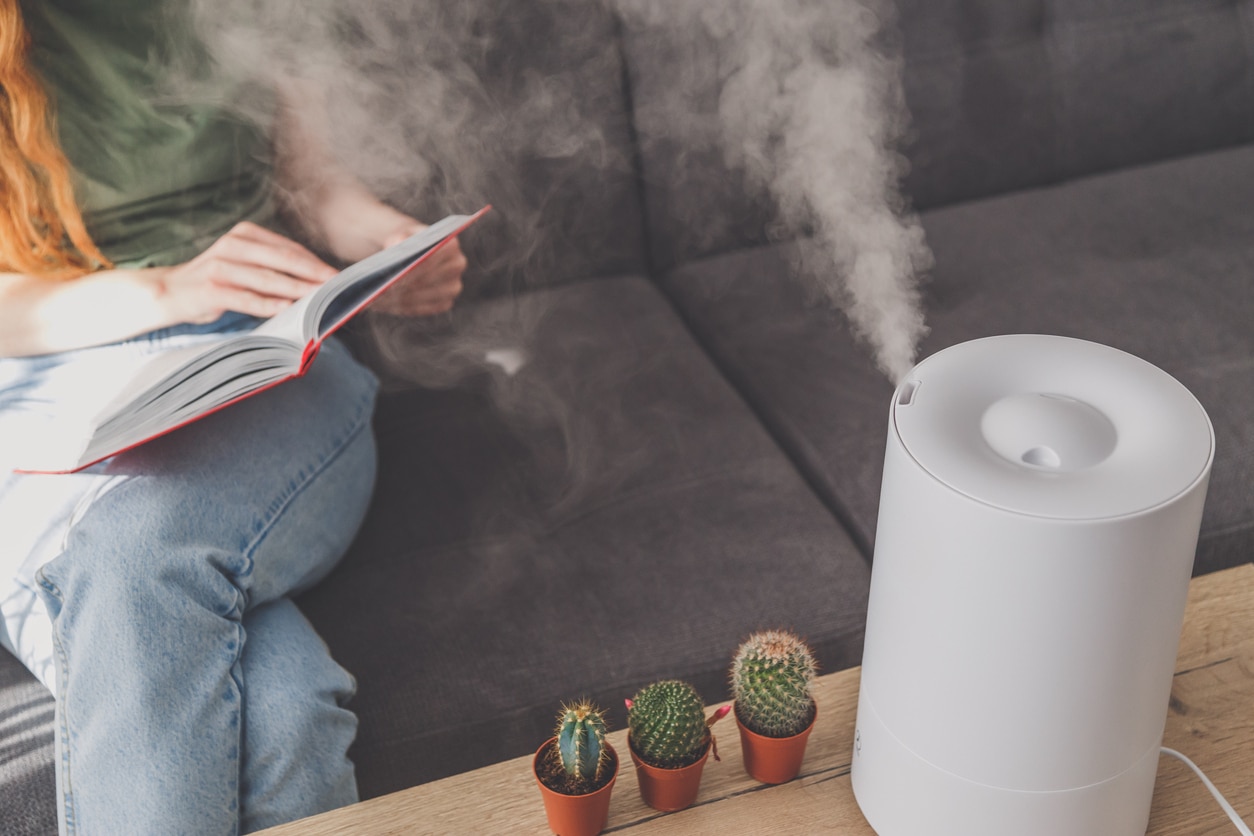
[17,206,491,475]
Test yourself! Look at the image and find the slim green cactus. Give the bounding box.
[730,629,817,737]
[627,680,710,768]
[554,699,611,787]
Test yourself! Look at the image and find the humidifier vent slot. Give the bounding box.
[898,380,920,406]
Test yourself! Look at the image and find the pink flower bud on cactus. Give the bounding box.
[708,704,733,727]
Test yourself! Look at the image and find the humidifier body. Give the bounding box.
[850,335,1213,836]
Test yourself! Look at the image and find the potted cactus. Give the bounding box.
[533,700,619,836]
[625,680,731,812]
[730,629,819,784]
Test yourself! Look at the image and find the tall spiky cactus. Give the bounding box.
[554,700,611,788]
[627,680,709,768]
[731,629,817,737]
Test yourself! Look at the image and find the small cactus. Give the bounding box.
[627,680,710,768]
[730,629,817,737]
[555,699,611,786]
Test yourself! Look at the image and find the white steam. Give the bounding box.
[171,0,631,292]
[484,348,527,377]
[615,0,931,382]
[173,0,930,382]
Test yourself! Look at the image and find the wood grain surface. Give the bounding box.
[260,563,1254,835]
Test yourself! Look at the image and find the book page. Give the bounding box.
[310,214,475,339]
[91,339,232,426]
[247,214,471,345]
[7,331,265,473]
[250,292,317,344]
[88,350,292,454]
[95,338,294,435]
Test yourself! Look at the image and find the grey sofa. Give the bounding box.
[5,0,1254,832]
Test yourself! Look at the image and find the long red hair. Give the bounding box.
[1,0,110,277]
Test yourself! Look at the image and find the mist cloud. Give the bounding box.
[174,0,930,385]
[615,0,932,382]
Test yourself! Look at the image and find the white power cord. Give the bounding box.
[1160,747,1253,836]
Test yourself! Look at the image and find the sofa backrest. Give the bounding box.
[395,1,649,295]
[618,0,1254,271]
[900,0,1254,210]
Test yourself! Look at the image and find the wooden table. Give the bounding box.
[262,563,1254,835]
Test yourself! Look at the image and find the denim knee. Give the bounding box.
[36,338,379,617]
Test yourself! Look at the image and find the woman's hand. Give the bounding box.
[307,181,468,318]
[369,216,468,317]
[152,222,338,324]
[272,80,468,318]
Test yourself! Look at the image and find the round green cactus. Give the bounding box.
[555,700,611,785]
[627,680,709,768]
[730,629,817,737]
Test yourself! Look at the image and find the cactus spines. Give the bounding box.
[731,629,817,738]
[555,699,611,786]
[627,680,710,768]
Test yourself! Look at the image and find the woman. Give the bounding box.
[0,1,466,832]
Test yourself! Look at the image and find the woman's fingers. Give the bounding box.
[157,224,344,323]
[392,243,467,300]
[377,276,461,308]
[398,240,466,289]
[428,239,468,278]
[368,234,468,317]
[211,224,339,285]
[202,284,293,320]
[399,275,463,302]
[210,261,324,301]
[167,218,468,322]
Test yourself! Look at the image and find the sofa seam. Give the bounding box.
[643,266,877,562]
[608,6,660,282]
[602,9,863,556]
[606,15,879,558]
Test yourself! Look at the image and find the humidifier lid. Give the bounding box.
[892,335,1213,520]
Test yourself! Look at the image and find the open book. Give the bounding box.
[17,208,488,475]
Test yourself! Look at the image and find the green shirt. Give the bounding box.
[21,0,278,268]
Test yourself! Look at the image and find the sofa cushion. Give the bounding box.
[0,651,56,836]
[619,0,1254,269]
[616,6,777,272]
[297,275,872,797]
[356,0,649,295]
[659,144,1254,576]
[898,0,1254,209]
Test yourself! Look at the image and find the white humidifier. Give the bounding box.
[851,334,1214,836]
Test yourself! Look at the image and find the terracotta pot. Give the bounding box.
[533,738,618,836]
[735,703,817,784]
[627,734,710,812]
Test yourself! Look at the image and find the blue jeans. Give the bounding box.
[0,327,378,834]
